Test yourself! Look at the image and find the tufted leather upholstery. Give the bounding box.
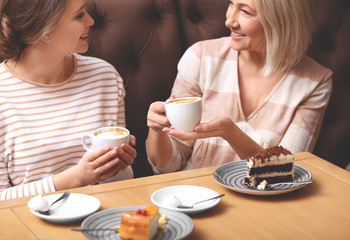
[307,0,350,168]
[85,0,231,177]
[0,0,348,177]
[86,0,350,176]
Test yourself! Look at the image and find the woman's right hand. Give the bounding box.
[74,147,127,186]
[54,146,129,190]
[147,101,171,132]
[146,99,175,168]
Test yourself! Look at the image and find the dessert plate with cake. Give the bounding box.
[80,205,193,240]
[213,146,312,195]
[151,185,222,214]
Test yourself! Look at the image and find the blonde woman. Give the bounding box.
[0,0,136,200]
[146,0,332,173]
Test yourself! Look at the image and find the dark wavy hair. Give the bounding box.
[0,0,68,60]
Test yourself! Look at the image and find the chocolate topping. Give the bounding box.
[247,146,292,162]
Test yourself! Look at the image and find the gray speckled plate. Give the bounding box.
[213,160,312,195]
[81,206,193,240]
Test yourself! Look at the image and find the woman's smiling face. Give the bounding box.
[46,0,94,54]
[225,0,266,54]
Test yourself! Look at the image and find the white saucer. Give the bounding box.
[151,185,221,214]
[29,193,100,224]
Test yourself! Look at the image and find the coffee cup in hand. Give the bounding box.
[165,97,202,132]
[81,126,130,152]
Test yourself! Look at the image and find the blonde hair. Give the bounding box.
[0,0,68,59]
[255,0,313,75]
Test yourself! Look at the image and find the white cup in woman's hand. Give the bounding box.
[81,126,130,152]
[165,97,202,132]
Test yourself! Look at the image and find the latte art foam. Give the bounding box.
[96,128,128,139]
[168,97,199,104]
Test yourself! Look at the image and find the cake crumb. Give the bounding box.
[257,180,268,190]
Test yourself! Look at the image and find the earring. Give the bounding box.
[42,34,51,43]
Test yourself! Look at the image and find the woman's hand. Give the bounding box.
[147,97,174,132]
[57,135,137,188]
[146,98,174,168]
[163,116,264,159]
[76,147,123,186]
[162,116,235,141]
[115,135,137,170]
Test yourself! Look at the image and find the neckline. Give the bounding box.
[2,54,77,87]
[234,52,287,120]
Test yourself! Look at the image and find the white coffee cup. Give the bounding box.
[165,97,202,132]
[81,126,130,152]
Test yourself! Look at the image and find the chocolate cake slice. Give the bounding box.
[244,146,294,187]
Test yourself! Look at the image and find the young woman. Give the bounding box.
[146,0,332,173]
[0,0,137,200]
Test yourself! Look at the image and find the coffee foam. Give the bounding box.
[168,97,199,104]
[96,128,128,139]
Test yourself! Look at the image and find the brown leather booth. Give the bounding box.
[1,0,349,177]
[86,0,230,177]
[86,0,350,177]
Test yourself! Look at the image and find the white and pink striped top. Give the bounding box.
[150,37,333,173]
[0,54,133,200]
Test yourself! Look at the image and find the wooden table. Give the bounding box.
[1,152,350,240]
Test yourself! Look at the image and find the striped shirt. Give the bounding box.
[149,37,333,173]
[0,54,133,200]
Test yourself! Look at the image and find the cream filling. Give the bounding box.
[149,214,160,239]
[248,154,293,168]
[257,180,268,190]
[247,171,294,178]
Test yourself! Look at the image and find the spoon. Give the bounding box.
[39,191,70,215]
[177,193,225,209]
[247,180,313,191]
[69,227,118,233]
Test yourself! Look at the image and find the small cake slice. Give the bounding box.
[119,206,161,240]
[244,146,294,188]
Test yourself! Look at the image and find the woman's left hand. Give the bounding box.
[162,117,235,141]
[113,135,137,170]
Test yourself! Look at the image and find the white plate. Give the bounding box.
[81,206,194,240]
[151,185,221,214]
[29,193,100,224]
[213,160,312,196]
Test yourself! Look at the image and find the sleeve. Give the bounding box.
[280,72,333,153]
[1,152,56,201]
[0,163,56,201]
[115,69,127,128]
[147,136,195,174]
[171,41,203,98]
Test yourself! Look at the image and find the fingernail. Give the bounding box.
[110,149,117,155]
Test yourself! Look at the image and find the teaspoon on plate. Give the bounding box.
[39,191,70,215]
[69,227,118,233]
[177,193,225,209]
[247,180,313,191]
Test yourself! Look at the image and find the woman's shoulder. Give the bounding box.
[187,36,237,60]
[290,55,333,83]
[192,36,231,48]
[74,54,115,69]
[73,54,121,81]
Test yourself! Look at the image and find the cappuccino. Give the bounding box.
[165,97,202,132]
[81,126,130,152]
[167,97,200,105]
[96,128,128,139]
